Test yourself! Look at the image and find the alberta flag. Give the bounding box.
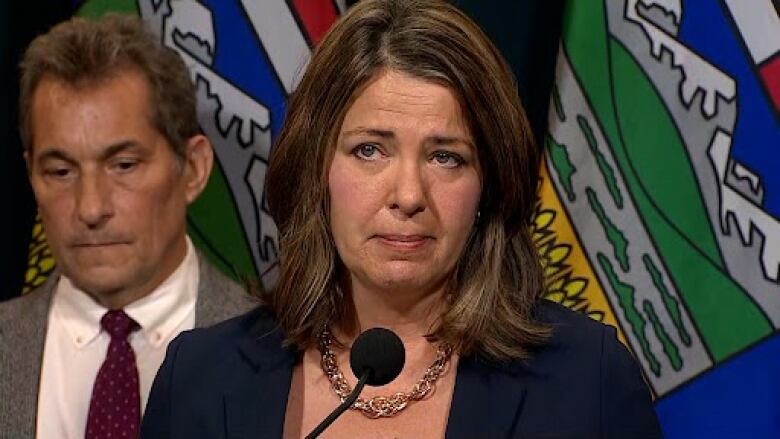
[539,1,780,437]
[7,1,779,437]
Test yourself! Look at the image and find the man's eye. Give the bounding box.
[431,151,464,168]
[113,160,139,172]
[44,168,72,178]
[353,144,381,161]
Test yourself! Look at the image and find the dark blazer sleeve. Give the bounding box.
[141,331,187,439]
[600,325,663,438]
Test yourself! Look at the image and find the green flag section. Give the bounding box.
[78,0,137,17]
[187,163,257,282]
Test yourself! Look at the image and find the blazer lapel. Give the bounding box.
[223,312,297,438]
[194,250,256,328]
[0,272,58,438]
[445,355,528,439]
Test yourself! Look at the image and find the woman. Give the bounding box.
[141,0,661,437]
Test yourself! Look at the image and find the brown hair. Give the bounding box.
[266,0,549,361]
[19,14,199,157]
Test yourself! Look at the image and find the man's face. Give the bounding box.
[27,70,195,307]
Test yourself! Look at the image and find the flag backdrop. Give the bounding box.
[4,1,779,437]
[541,1,780,437]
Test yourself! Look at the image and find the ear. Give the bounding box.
[182,134,214,204]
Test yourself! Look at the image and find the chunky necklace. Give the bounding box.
[318,328,453,418]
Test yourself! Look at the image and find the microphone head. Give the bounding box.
[349,327,405,386]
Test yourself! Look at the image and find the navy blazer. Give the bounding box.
[141,300,662,438]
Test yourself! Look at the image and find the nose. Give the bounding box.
[389,160,427,217]
[76,172,114,228]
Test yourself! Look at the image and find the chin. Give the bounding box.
[70,280,126,298]
[371,268,438,292]
[65,266,134,296]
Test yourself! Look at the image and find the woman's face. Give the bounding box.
[328,70,482,297]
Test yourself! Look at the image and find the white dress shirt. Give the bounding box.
[36,238,199,439]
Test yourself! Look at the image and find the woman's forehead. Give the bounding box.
[340,71,469,133]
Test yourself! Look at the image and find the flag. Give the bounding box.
[539,0,780,436]
[133,0,341,288]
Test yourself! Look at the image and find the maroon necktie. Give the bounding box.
[85,310,141,439]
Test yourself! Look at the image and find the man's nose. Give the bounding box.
[76,172,114,228]
[389,160,428,217]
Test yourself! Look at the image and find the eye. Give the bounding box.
[112,159,139,173]
[352,144,382,161]
[44,167,72,179]
[431,151,464,169]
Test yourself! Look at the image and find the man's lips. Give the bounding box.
[71,241,130,248]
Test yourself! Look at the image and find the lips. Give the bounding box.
[74,243,123,247]
[374,234,433,250]
[71,240,131,248]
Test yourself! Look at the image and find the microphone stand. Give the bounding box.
[305,369,370,439]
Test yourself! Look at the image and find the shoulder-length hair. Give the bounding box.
[265,0,549,361]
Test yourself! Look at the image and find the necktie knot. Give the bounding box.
[100,310,139,340]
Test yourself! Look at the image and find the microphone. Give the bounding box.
[305,328,405,439]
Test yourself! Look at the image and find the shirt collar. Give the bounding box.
[53,237,199,349]
[53,276,105,349]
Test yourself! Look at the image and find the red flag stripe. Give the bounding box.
[759,52,780,112]
[291,0,338,46]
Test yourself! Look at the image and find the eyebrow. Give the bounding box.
[341,128,395,139]
[99,140,144,161]
[428,135,475,149]
[36,140,144,165]
[341,128,474,149]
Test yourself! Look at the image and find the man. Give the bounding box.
[0,15,255,438]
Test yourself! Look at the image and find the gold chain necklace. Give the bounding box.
[318,328,453,418]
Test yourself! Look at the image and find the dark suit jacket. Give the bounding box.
[0,251,256,438]
[141,300,662,438]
